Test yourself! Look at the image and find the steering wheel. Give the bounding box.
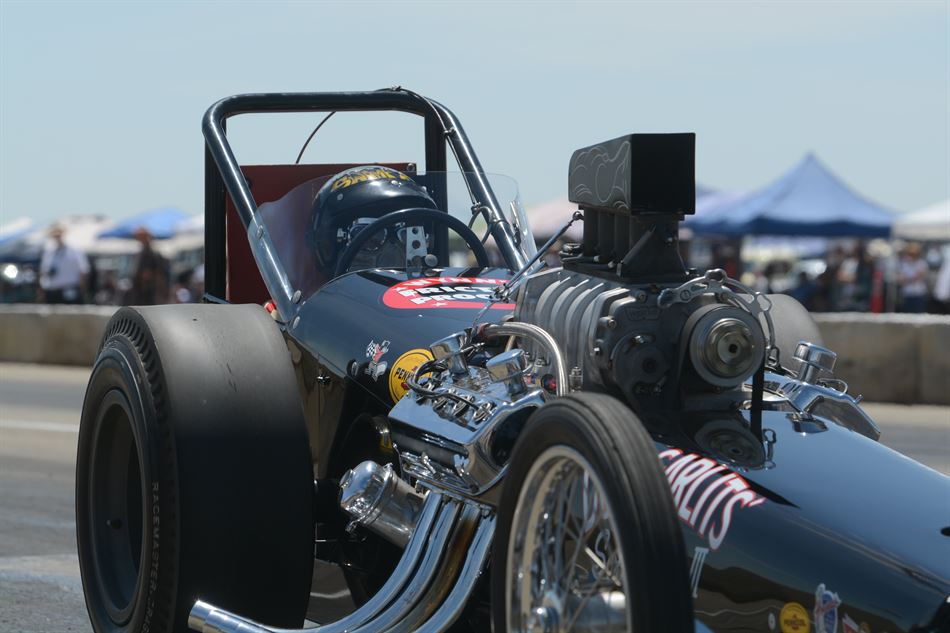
[334,207,491,277]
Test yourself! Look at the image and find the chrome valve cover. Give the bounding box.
[387,362,545,499]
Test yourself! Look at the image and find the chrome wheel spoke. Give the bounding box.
[507,446,629,632]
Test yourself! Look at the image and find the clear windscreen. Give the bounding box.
[257,170,535,299]
[422,171,536,265]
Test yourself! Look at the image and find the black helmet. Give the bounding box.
[312,166,436,270]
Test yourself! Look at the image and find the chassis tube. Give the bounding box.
[202,90,525,311]
[428,100,526,269]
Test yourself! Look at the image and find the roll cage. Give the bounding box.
[202,89,527,317]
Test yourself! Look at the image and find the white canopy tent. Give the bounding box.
[893,199,949,241]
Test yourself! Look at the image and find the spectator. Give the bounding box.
[128,227,169,305]
[812,269,835,312]
[789,271,818,310]
[824,245,846,311]
[898,243,929,313]
[38,224,89,304]
[173,269,195,304]
[932,246,950,314]
[837,242,875,311]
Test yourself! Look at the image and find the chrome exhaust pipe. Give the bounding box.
[189,601,274,633]
[188,492,495,633]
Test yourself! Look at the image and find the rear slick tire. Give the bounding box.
[76,305,314,633]
[491,392,693,633]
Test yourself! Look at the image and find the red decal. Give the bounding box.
[658,450,763,551]
[382,277,515,310]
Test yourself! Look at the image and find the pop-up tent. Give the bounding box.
[0,215,129,262]
[893,199,949,241]
[98,207,191,240]
[689,154,894,238]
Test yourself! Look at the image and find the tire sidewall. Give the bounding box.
[492,395,693,633]
[495,408,636,632]
[77,337,177,633]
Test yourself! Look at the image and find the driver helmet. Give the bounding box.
[312,165,436,270]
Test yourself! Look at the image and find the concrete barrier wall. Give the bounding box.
[0,305,947,404]
[0,305,117,367]
[814,313,950,405]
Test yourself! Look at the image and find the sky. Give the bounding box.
[1,1,948,226]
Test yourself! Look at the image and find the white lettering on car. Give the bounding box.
[658,449,763,551]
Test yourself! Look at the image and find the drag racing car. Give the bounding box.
[76,89,950,633]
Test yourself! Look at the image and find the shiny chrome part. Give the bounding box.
[339,461,425,548]
[482,322,568,396]
[430,332,469,375]
[526,592,626,633]
[410,515,496,633]
[658,268,776,352]
[701,319,755,376]
[512,268,608,391]
[793,341,837,384]
[189,492,444,633]
[513,267,776,396]
[190,493,495,633]
[367,505,481,633]
[404,225,428,266]
[390,371,546,496]
[507,446,629,633]
[315,493,452,633]
[761,370,881,441]
[486,348,530,396]
[688,307,765,388]
[344,504,465,632]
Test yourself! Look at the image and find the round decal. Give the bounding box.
[389,348,434,402]
[779,602,810,633]
[382,276,514,310]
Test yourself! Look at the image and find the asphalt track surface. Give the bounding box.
[1,363,948,632]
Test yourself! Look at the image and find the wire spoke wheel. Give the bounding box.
[492,393,693,633]
[508,446,628,633]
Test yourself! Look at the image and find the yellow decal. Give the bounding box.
[389,348,434,402]
[779,602,810,633]
[331,167,410,192]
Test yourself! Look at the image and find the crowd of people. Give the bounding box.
[1,224,203,306]
[3,225,949,315]
[718,241,950,314]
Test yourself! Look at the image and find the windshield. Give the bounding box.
[258,170,535,300]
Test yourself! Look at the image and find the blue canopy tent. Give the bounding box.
[98,207,191,240]
[689,154,894,238]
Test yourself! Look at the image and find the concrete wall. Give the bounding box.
[0,305,947,404]
[814,313,950,405]
[0,305,116,367]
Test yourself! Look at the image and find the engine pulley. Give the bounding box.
[683,305,765,389]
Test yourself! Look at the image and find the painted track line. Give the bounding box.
[0,419,79,433]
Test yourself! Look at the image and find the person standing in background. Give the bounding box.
[38,224,89,304]
[932,245,950,314]
[128,227,169,305]
[898,243,929,313]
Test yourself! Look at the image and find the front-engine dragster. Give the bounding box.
[76,90,949,633]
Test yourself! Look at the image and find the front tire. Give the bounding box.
[76,305,314,633]
[491,393,693,632]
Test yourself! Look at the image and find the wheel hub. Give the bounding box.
[507,446,630,633]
